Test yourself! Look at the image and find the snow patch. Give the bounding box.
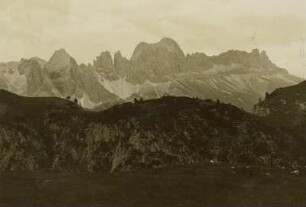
[79,93,103,109]
[221,90,232,95]
[99,76,139,99]
[143,80,171,98]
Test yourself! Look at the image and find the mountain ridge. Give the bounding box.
[0,37,302,111]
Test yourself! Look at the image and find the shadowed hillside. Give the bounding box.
[0,90,304,172]
[254,81,306,167]
[0,89,81,121]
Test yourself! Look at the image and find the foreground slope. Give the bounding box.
[254,80,306,128]
[1,165,306,205]
[255,81,306,116]
[254,81,306,164]
[0,90,303,172]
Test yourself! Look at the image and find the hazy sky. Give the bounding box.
[1,0,306,77]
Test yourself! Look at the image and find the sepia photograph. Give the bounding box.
[0,0,306,206]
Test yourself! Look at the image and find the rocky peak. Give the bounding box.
[259,50,270,62]
[130,38,186,79]
[93,51,114,70]
[45,49,77,74]
[29,57,47,68]
[212,49,277,70]
[256,50,276,69]
[43,49,79,96]
[114,51,130,68]
[50,49,71,64]
[185,52,210,71]
[114,51,130,70]
[114,50,123,60]
[18,58,42,76]
[130,42,150,61]
[131,37,185,61]
[251,49,260,55]
[113,51,137,82]
[93,51,118,80]
[158,37,185,54]
[251,49,268,58]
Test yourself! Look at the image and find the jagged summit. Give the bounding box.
[29,57,47,67]
[94,51,114,69]
[130,37,185,77]
[52,48,70,57]
[48,49,72,64]
[55,48,69,54]
[251,48,268,57]
[131,37,185,60]
[251,48,260,55]
[158,37,184,53]
[0,37,302,111]
[209,48,277,70]
[45,48,78,71]
[160,37,178,43]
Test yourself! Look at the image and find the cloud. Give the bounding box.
[0,0,71,43]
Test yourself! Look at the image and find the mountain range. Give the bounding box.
[0,38,302,111]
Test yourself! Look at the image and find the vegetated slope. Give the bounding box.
[0,89,81,120]
[254,80,306,128]
[254,81,306,165]
[1,165,306,205]
[0,90,302,172]
[255,80,306,116]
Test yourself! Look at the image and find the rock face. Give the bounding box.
[93,51,117,80]
[0,37,302,110]
[18,58,53,96]
[0,49,119,108]
[1,90,302,172]
[44,49,80,97]
[131,37,186,80]
[0,61,26,94]
[114,51,136,83]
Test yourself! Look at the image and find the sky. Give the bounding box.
[0,0,306,77]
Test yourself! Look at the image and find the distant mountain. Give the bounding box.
[131,37,186,79]
[0,38,302,110]
[0,90,304,171]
